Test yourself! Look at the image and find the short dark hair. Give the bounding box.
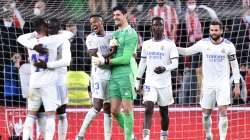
[210,20,223,30]
[152,16,164,24]
[112,5,127,14]
[89,14,103,20]
[33,17,47,33]
[48,18,60,35]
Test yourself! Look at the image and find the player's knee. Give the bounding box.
[93,103,103,112]
[144,101,154,115]
[218,107,227,117]
[93,99,104,112]
[28,111,37,116]
[56,104,66,115]
[159,106,169,118]
[103,103,111,114]
[202,111,212,121]
[219,111,227,117]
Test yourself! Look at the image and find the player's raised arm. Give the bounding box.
[177,40,202,56]
[17,32,37,49]
[46,40,71,69]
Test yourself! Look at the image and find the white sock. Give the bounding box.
[58,113,68,140]
[219,116,228,140]
[104,113,112,140]
[36,112,46,139]
[160,130,168,140]
[143,129,150,140]
[23,114,36,140]
[45,115,56,140]
[78,108,98,137]
[202,113,212,139]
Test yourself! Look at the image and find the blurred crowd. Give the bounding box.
[0,0,250,106]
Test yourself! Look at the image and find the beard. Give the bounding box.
[210,34,221,42]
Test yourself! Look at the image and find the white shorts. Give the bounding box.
[91,78,109,102]
[200,85,231,109]
[56,74,68,105]
[28,85,60,112]
[143,85,174,106]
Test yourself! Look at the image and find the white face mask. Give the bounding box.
[245,16,250,24]
[188,4,196,11]
[3,20,12,28]
[10,2,16,9]
[34,8,42,16]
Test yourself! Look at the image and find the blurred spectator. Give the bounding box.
[185,0,203,43]
[242,0,250,7]
[178,0,203,104]
[0,10,25,63]
[88,0,108,15]
[23,0,46,33]
[225,9,250,65]
[2,0,25,29]
[66,21,90,72]
[4,53,25,106]
[230,63,248,104]
[0,10,25,105]
[33,0,46,17]
[148,0,179,42]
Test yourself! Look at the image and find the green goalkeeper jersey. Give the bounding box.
[110,25,138,78]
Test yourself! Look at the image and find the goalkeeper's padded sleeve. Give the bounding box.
[230,58,240,84]
[47,40,71,69]
[111,32,138,65]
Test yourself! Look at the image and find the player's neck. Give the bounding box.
[118,21,129,30]
[153,35,164,41]
[36,32,46,38]
[211,37,223,44]
[96,29,105,36]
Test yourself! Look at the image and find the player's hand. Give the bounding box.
[154,66,166,74]
[109,38,119,47]
[33,44,48,54]
[233,83,240,98]
[92,53,109,65]
[33,59,47,69]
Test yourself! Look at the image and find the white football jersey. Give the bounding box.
[141,38,179,88]
[179,38,237,86]
[86,32,112,80]
[18,33,71,88]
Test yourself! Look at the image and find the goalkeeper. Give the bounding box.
[93,5,138,140]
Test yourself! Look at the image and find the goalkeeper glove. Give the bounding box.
[109,38,119,47]
[154,66,166,74]
[33,44,48,54]
[33,59,47,69]
[92,53,109,65]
